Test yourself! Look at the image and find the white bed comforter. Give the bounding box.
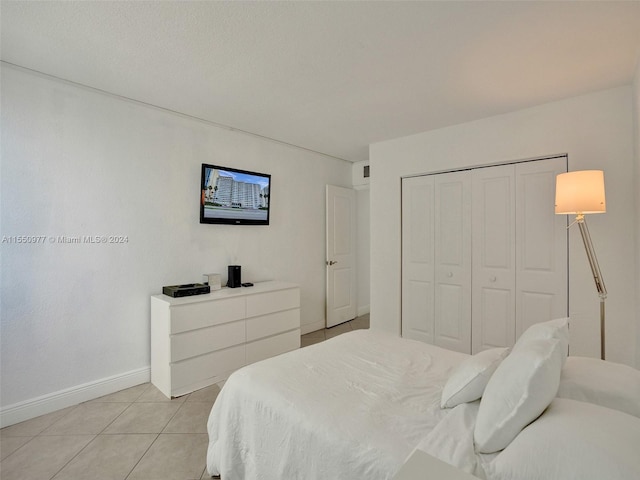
[206,329,468,480]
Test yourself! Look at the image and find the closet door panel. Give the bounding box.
[515,158,568,337]
[520,292,555,331]
[403,280,433,341]
[479,288,513,347]
[437,284,463,340]
[400,157,568,355]
[472,165,516,353]
[434,171,471,353]
[401,176,435,343]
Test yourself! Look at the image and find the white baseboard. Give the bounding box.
[0,366,150,428]
[301,320,325,335]
[357,305,370,317]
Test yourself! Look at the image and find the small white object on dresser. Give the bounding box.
[151,281,300,398]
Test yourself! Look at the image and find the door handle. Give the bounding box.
[326,260,338,266]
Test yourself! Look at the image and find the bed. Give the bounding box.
[206,321,640,480]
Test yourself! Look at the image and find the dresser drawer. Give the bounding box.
[246,329,300,364]
[246,308,300,342]
[246,288,300,318]
[171,320,245,362]
[171,344,246,391]
[170,297,245,334]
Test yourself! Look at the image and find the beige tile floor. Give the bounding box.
[0,314,369,480]
[301,313,370,347]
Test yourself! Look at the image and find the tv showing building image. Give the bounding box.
[200,164,271,225]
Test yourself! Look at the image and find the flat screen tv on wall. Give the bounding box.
[200,164,271,225]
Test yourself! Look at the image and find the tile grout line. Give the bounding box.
[44,395,143,480]
[0,404,79,466]
[46,433,99,480]
[122,400,198,480]
[0,435,39,464]
[47,394,186,480]
[123,432,161,480]
[44,384,155,478]
[96,382,178,435]
[121,395,192,479]
[160,398,189,434]
[1,404,87,477]
[34,404,81,436]
[97,400,138,435]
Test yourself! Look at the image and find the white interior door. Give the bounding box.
[434,171,472,353]
[515,157,568,337]
[326,185,356,328]
[472,164,516,353]
[401,175,435,343]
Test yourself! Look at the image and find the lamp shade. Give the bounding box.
[555,170,606,215]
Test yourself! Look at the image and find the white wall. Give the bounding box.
[634,60,640,369]
[356,188,370,316]
[352,161,371,315]
[0,65,352,417]
[370,86,637,367]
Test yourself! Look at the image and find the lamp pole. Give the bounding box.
[575,214,607,360]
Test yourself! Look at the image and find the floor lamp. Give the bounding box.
[555,170,607,360]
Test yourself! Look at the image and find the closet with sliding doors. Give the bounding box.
[401,156,568,354]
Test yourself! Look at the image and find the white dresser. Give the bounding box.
[151,281,300,398]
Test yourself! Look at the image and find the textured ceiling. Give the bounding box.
[2,1,640,162]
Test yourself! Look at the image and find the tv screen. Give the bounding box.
[200,164,271,225]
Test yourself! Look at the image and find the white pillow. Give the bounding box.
[441,348,510,408]
[474,338,563,453]
[558,356,640,418]
[483,398,640,480]
[514,317,569,365]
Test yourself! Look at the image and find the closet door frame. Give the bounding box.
[401,155,568,354]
